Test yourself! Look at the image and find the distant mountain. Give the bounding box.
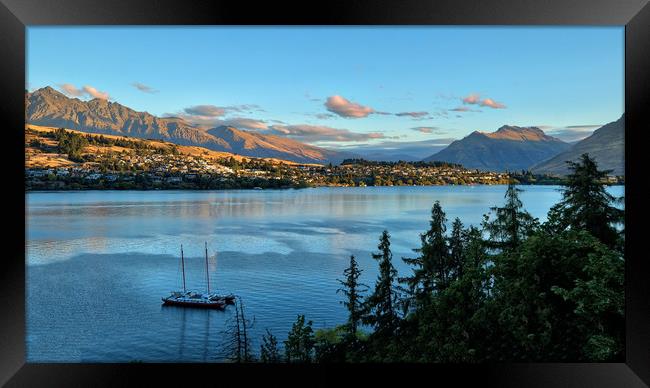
[422,125,571,172]
[25,86,350,164]
[343,139,453,162]
[531,115,624,175]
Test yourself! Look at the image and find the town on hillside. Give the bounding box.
[25,126,622,191]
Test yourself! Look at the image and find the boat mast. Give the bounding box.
[205,241,210,294]
[181,244,186,293]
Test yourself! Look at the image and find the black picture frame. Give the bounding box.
[1,0,648,386]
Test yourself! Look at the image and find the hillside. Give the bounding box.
[423,126,571,172]
[25,87,349,164]
[531,115,624,175]
[25,124,319,169]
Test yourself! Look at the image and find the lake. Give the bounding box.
[26,185,624,362]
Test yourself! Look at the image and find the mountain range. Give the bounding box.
[423,126,572,171]
[531,115,624,175]
[25,87,353,164]
[25,86,624,174]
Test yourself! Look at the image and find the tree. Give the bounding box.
[401,201,449,310]
[482,181,538,252]
[448,218,465,280]
[337,255,367,340]
[432,225,491,362]
[285,314,315,363]
[484,229,624,362]
[546,153,623,250]
[363,230,400,337]
[220,297,255,362]
[260,329,281,363]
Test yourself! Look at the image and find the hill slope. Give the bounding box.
[423,126,571,172]
[25,86,349,164]
[531,115,624,175]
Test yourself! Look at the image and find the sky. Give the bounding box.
[27,26,624,149]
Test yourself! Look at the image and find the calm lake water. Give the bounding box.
[26,185,624,362]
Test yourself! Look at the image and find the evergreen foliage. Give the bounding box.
[260,329,281,363]
[337,255,367,340]
[546,153,624,250]
[363,231,400,337]
[284,315,315,363]
[300,153,623,363]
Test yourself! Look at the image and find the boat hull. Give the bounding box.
[161,298,225,310]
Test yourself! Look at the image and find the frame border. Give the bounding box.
[1,0,648,386]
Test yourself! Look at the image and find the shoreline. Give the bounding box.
[24,183,626,194]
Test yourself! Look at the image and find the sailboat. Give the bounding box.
[161,243,234,309]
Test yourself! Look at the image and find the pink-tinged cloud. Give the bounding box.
[82,86,110,100]
[462,93,481,104]
[411,126,438,133]
[449,106,480,112]
[461,93,506,109]
[59,83,84,97]
[58,83,110,100]
[270,124,385,142]
[480,98,506,109]
[325,95,375,118]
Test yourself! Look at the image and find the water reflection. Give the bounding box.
[26,186,624,362]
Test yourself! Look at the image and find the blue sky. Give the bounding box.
[27,26,624,148]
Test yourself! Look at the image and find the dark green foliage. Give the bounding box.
[341,158,463,169]
[546,153,624,250]
[54,128,88,162]
[311,154,622,363]
[284,315,315,363]
[337,255,367,340]
[482,181,539,251]
[260,329,281,363]
[484,229,623,361]
[401,202,450,308]
[448,218,465,279]
[363,231,400,338]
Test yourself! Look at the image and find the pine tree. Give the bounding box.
[363,230,399,336]
[435,225,491,362]
[448,218,465,280]
[400,201,449,309]
[337,255,368,340]
[546,153,623,250]
[285,315,315,363]
[482,181,538,252]
[260,329,281,363]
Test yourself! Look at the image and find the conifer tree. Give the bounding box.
[546,153,623,250]
[482,181,538,251]
[363,231,400,336]
[260,329,281,363]
[448,218,465,280]
[401,201,450,309]
[285,315,315,363]
[337,255,368,340]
